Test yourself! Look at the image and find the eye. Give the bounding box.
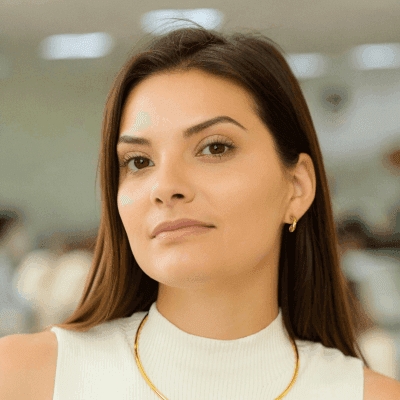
[119,136,236,175]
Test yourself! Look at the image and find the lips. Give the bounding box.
[151,218,214,238]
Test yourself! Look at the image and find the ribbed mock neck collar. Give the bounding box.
[129,302,296,384]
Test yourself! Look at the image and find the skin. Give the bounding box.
[117,69,316,340]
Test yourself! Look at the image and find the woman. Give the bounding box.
[3,20,399,400]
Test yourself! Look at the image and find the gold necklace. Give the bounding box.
[133,313,299,400]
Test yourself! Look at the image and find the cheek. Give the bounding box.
[117,187,142,231]
[217,163,283,215]
[218,166,285,242]
[119,192,135,207]
[118,183,147,209]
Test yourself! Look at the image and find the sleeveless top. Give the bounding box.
[50,303,364,399]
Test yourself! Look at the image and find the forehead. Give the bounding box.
[119,70,259,134]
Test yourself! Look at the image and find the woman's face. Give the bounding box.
[117,69,298,290]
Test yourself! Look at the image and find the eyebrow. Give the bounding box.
[117,115,247,148]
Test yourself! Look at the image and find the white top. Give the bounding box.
[50,302,365,399]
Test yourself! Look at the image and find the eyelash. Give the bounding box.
[119,136,236,175]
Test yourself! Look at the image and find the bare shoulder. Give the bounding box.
[363,366,400,400]
[0,331,58,400]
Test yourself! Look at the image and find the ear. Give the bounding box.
[285,152,316,225]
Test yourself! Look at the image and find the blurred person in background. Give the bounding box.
[12,229,94,333]
[337,216,400,380]
[36,230,95,331]
[0,207,36,337]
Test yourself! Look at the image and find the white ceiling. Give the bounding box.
[1,0,400,56]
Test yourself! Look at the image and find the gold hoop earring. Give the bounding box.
[289,216,297,232]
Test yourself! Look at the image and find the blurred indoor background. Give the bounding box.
[1,0,400,382]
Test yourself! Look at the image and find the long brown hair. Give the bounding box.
[44,20,370,368]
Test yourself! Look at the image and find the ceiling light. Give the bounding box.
[38,32,114,60]
[349,43,400,70]
[140,9,223,36]
[285,53,328,79]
